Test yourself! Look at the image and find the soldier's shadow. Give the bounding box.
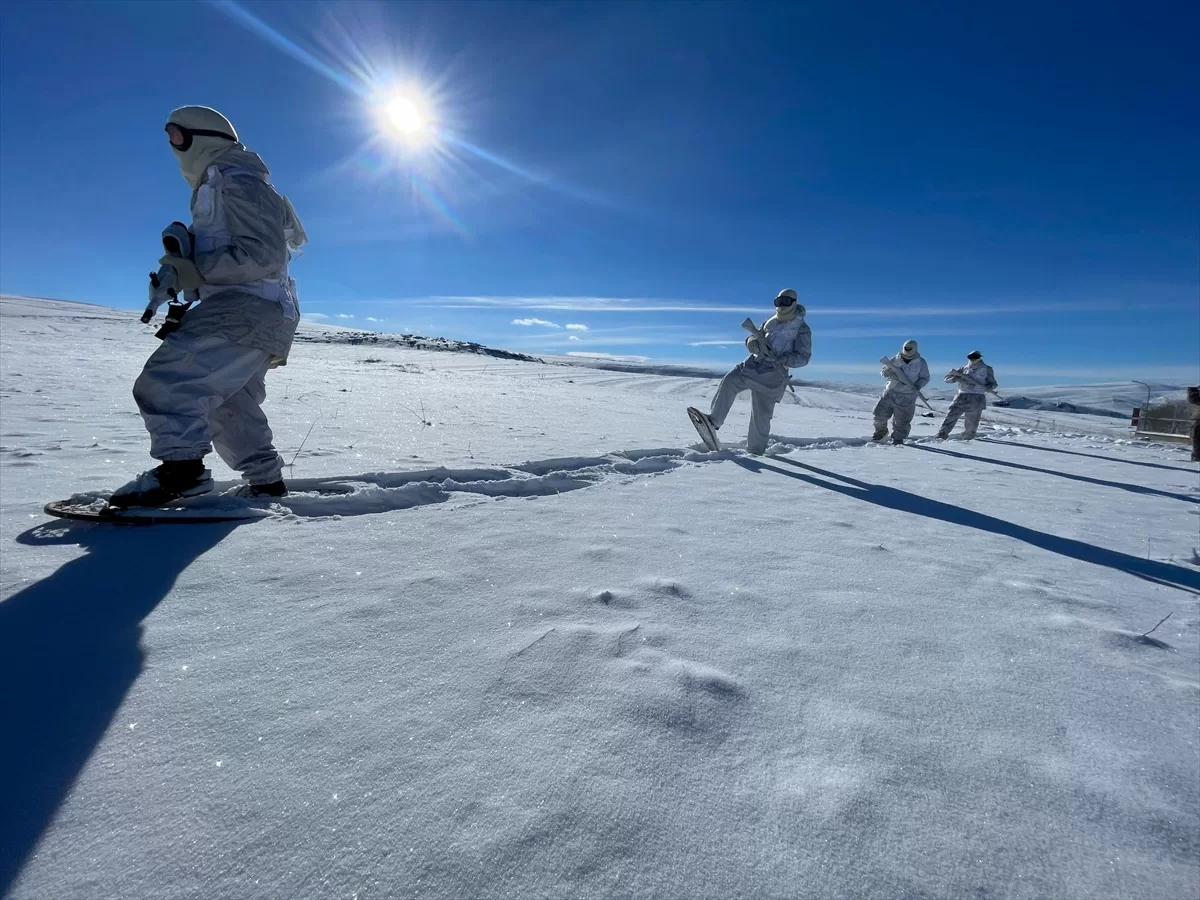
[736,455,1200,595]
[0,519,239,895]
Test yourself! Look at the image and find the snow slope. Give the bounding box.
[537,355,1186,423]
[2,297,1198,900]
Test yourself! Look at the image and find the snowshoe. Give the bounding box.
[109,461,213,509]
[687,407,721,451]
[871,427,888,442]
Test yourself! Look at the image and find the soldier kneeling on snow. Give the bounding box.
[692,289,812,455]
[873,340,930,445]
[937,350,997,440]
[112,106,307,508]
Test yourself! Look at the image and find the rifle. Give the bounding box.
[740,318,796,395]
[947,369,1003,401]
[879,356,937,413]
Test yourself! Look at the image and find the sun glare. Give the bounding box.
[386,96,423,134]
[373,91,432,146]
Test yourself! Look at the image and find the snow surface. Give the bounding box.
[2,296,1198,900]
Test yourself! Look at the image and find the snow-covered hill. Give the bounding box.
[993,382,1185,419]
[296,324,545,364]
[2,296,1198,900]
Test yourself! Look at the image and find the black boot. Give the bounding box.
[110,460,213,508]
[244,480,288,498]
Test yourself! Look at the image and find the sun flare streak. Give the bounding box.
[209,0,609,237]
[209,0,367,96]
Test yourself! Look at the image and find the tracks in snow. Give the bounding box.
[256,432,1032,520]
[40,428,1190,525]
[259,448,724,519]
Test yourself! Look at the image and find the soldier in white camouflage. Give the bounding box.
[937,350,998,440]
[872,340,930,445]
[112,106,307,507]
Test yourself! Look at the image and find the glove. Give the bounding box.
[149,266,177,302]
[157,222,203,291]
[745,335,765,356]
[159,254,204,291]
[143,265,179,322]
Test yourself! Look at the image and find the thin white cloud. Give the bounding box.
[444,296,756,313]
[565,351,651,363]
[820,327,996,338]
[417,295,1163,317]
[301,312,329,320]
[984,364,1199,380]
[512,317,559,328]
[505,333,659,347]
[366,316,381,322]
[565,323,588,331]
[800,362,892,375]
[336,313,354,319]
[685,327,989,347]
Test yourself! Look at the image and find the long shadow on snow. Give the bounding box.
[912,443,1199,504]
[737,456,1200,595]
[0,519,239,896]
[979,437,1198,473]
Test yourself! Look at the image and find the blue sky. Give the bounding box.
[1,0,1197,386]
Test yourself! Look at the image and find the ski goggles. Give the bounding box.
[967,351,983,361]
[165,123,237,152]
[773,295,797,308]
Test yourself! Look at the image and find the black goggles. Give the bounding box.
[165,123,236,152]
[967,352,982,361]
[774,295,797,308]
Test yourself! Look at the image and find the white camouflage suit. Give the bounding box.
[708,313,812,454]
[873,353,930,441]
[938,362,998,438]
[134,145,304,485]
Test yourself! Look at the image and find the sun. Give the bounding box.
[386,96,422,135]
[372,91,433,146]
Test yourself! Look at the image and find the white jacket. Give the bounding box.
[881,354,930,396]
[177,146,307,361]
[751,314,812,369]
[945,362,997,395]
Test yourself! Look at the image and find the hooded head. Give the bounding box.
[967,349,984,368]
[900,340,919,360]
[773,288,805,322]
[165,106,240,188]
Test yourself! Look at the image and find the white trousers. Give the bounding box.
[873,391,918,440]
[133,331,284,484]
[940,393,987,438]
[709,362,785,454]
